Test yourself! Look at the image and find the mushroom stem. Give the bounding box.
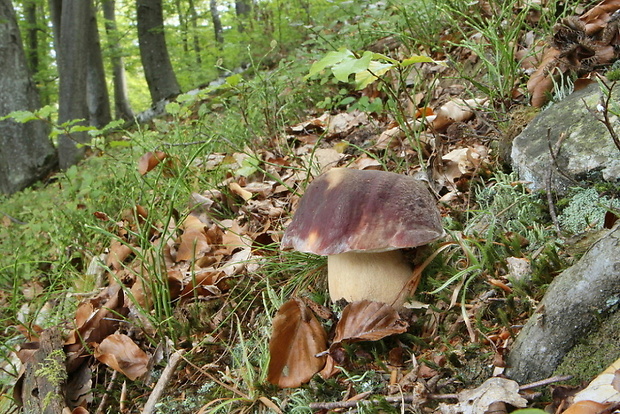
[327,250,414,308]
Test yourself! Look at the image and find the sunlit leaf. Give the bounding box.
[355,60,394,89]
[331,50,373,83]
[306,48,354,79]
[401,55,439,67]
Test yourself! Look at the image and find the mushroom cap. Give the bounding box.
[281,168,444,255]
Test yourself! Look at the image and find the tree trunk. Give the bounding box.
[49,0,92,169]
[86,1,112,128]
[235,0,251,32]
[136,0,181,103]
[102,0,134,121]
[174,0,189,53]
[187,0,202,63]
[23,0,39,74]
[210,0,224,44]
[0,0,57,194]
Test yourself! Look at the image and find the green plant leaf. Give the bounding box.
[226,73,242,87]
[332,50,373,83]
[306,48,354,79]
[400,55,440,67]
[108,140,131,148]
[166,101,181,115]
[511,409,547,414]
[38,105,56,119]
[371,52,399,64]
[69,125,96,133]
[4,110,38,123]
[355,60,394,89]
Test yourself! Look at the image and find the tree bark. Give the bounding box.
[0,0,57,194]
[235,0,252,32]
[187,0,202,63]
[86,1,112,128]
[136,0,181,103]
[23,0,39,74]
[102,0,134,121]
[50,0,92,169]
[210,0,224,44]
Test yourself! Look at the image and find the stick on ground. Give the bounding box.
[141,349,186,414]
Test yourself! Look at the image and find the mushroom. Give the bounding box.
[281,168,444,308]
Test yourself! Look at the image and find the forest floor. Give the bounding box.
[2,1,620,413]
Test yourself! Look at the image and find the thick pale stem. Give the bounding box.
[327,250,415,308]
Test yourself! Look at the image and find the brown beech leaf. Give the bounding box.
[176,215,211,262]
[94,334,150,381]
[432,98,486,131]
[330,300,408,350]
[138,151,167,175]
[267,298,327,388]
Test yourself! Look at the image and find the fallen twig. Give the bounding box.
[95,370,118,414]
[141,349,186,414]
[518,374,573,391]
[307,374,572,410]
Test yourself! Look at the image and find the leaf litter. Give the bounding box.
[10,1,620,412]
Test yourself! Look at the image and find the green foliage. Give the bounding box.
[307,47,441,90]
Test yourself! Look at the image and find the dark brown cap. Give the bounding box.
[281,168,444,255]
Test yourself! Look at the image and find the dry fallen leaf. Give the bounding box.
[176,215,212,262]
[138,151,168,175]
[438,377,528,414]
[267,298,327,388]
[563,400,612,414]
[573,356,620,403]
[330,301,409,351]
[432,98,486,131]
[94,334,150,381]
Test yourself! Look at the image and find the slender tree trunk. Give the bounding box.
[187,0,201,64]
[53,0,91,169]
[136,0,181,103]
[102,0,134,121]
[23,0,39,73]
[235,0,251,32]
[174,0,188,53]
[0,0,57,194]
[210,0,224,44]
[87,1,111,128]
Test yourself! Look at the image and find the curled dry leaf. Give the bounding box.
[267,298,327,388]
[229,181,253,201]
[138,151,168,175]
[438,377,527,414]
[176,215,212,262]
[94,334,150,381]
[330,301,409,351]
[320,301,408,379]
[527,47,562,108]
[432,98,486,131]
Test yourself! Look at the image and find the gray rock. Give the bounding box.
[510,82,620,194]
[505,225,620,384]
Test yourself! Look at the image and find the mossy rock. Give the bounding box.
[510,82,620,195]
[554,309,620,386]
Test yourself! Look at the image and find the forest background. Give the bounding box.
[1,0,617,413]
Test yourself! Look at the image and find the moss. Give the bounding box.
[554,310,620,385]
